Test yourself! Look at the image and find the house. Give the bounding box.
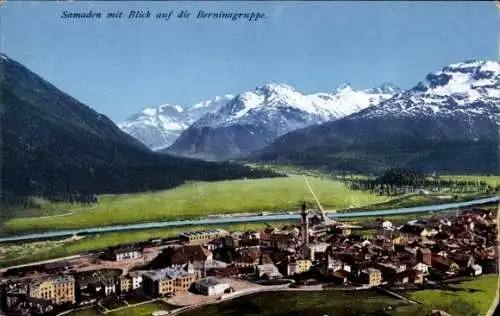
[390,271,410,285]
[299,242,329,261]
[223,232,244,248]
[29,275,75,305]
[106,245,142,261]
[170,245,213,267]
[234,253,259,268]
[432,256,459,274]
[382,220,393,230]
[118,276,132,294]
[179,229,229,244]
[129,272,143,290]
[286,259,312,276]
[256,264,283,280]
[467,264,483,276]
[103,280,116,296]
[193,277,230,296]
[330,269,350,284]
[408,270,424,284]
[142,263,198,297]
[75,270,120,298]
[360,268,382,286]
[320,256,343,275]
[412,262,429,275]
[205,238,224,251]
[417,248,432,266]
[392,235,408,245]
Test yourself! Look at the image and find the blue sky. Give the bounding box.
[2,1,497,122]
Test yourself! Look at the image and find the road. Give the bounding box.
[1,196,497,244]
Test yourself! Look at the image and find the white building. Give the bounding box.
[129,272,143,290]
[112,247,142,261]
[382,220,393,230]
[469,264,482,276]
[412,263,429,275]
[193,277,230,296]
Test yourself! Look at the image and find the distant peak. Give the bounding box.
[141,107,157,116]
[335,83,353,93]
[443,60,499,73]
[370,83,401,94]
[256,82,296,93]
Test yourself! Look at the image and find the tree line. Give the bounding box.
[338,169,499,196]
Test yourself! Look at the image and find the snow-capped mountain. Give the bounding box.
[165,82,399,160]
[250,60,500,174]
[358,60,499,120]
[119,95,233,150]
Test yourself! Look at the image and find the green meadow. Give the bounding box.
[1,175,387,234]
[391,274,499,316]
[181,290,407,316]
[107,300,175,316]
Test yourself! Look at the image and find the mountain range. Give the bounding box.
[120,59,499,174]
[118,95,233,150]
[250,60,500,174]
[0,54,277,201]
[121,83,400,159]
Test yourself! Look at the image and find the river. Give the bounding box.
[0,196,497,243]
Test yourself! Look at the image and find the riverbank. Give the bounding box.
[1,196,497,244]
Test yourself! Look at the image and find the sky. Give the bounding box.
[1,1,497,122]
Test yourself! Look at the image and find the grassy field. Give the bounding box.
[0,221,296,268]
[353,192,491,212]
[390,274,499,316]
[107,300,175,316]
[1,176,387,234]
[181,290,407,316]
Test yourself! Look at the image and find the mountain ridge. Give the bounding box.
[248,59,500,174]
[162,82,399,160]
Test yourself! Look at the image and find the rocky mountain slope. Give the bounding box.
[249,60,500,174]
[164,82,399,160]
[0,54,278,201]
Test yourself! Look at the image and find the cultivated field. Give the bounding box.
[1,176,386,234]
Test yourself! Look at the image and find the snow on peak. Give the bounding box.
[119,96,233,150]
[193,82,398,130]
[369,83,401,94]
[141,107,157,116]
[256,82,296,93]
[335,83,353,93]
[356,60,500,120]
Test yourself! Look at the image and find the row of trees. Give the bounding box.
[2,192,98,209]
[340,169,499,196]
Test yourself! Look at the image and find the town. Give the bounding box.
[0,201,497,316]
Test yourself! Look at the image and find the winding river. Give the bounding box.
[0,196,498,243]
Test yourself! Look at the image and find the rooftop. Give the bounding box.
[143,266,194,281]
[180,229,228,238]
[195,277,226,287]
